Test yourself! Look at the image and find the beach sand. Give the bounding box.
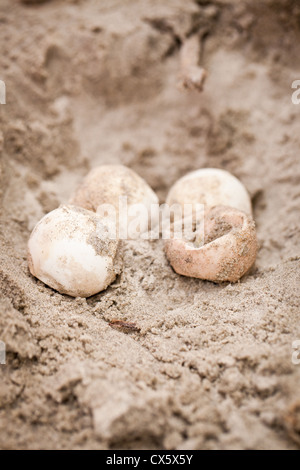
[0,0,299,449]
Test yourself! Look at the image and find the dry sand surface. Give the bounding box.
[0,0,300,450]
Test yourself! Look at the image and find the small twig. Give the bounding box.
[109,319,141,334]
[178,34,207,92]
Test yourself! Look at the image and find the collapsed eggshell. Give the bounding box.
[166,168,252,215]
[164,205,258,283]
[70,164,158,228]
[28,205,121,297]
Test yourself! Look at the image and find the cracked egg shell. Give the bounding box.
[164,205,258,283]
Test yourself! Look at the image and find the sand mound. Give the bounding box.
[0,0,299,449]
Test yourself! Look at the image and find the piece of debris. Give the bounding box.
[108,319,141,333]
[178,34,207,92]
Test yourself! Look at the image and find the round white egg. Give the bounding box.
[166,168,252,215]
[70,165,159,239]
[28,205,121,297]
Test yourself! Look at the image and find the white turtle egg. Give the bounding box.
[166,168,252,215]
[70,165,159,239]
[28,205,121,298]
